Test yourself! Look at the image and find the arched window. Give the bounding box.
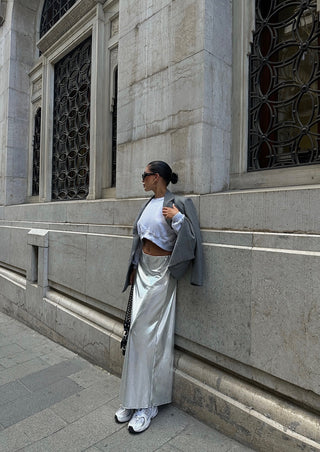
[40,0,77,37]
[248,0,320,170]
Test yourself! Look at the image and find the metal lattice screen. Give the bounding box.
[32,108,41,196]
[52,37,91,201]
[111,67,118,188]
[40,0,77,37]
[248,0,320,170]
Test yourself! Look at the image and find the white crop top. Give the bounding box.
[137,197,185,252]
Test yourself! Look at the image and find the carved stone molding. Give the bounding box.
[37,0,102,53]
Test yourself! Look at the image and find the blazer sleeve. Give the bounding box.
[168,197,204,286]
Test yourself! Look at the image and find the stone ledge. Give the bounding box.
[27,229,49,247]
[174,352,320,451]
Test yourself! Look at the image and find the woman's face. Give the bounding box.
[142,166,157,191]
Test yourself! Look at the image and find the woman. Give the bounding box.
[115,161,203,434]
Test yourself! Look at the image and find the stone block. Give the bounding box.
[65,199,115,225]
[50,378,118,423]
[118,5,170,88]
[108,333,124,377]
[199,187,320,234]
[0,226,28,270]
[7,88,29,120]
[27,229,49,247]
[0,409,67,452]
[0,381,30,407]
[118,52,205,147]
[170,0,205,65]
[170,51,205,119]
[119,0,172,37]
[6,142,29,179]
[10,4,37,35]
[25,284,44,320]
[204,0,232,65]
[204,52,232,132]
[48,231,87,294]
[12,31,35,66]
[0,377,82,428]
[112,198,145,227]
[20,357,89,392]
[41,297,57,332]
[85,234,130,307]
[250,247,320,396]
[0,271,25,308]
[176,241,252,363]
[3,176,28,206]
[117,122,212,198]
[16,404,123,452]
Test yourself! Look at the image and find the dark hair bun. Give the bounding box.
[171,172,178,184]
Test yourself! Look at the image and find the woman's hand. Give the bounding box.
[129,268,136,285]
[162,204,179,220]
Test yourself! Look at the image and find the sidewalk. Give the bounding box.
[0,311,254,452]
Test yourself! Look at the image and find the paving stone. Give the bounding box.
[0,377,82,428]
[20,357,89,391]
[164,421,252,452]
[0,380,31,406]
[0,358,50,386]
[0,343,25,358]
[156,444,181,451]
[0,408,67,452]
[20,404,124,452]
[68,366,117,389]
[84,448,103,452]
[0,349,38,368]
[51,378,119,423]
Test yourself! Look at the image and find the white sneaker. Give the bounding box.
[115,406,134,423]
[128,406,158,433]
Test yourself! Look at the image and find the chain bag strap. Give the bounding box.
[120,283,134,356]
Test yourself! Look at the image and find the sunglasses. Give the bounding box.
[142,172,156,180]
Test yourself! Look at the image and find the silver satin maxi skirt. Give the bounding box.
[119,251,177,409]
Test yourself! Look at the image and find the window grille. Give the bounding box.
[52,37,91,201]
[111,67,118,187]
[248,0,320,170]
[32,108,41,196]
[40,0,77,37]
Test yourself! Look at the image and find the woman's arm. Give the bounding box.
[162,204,185,233]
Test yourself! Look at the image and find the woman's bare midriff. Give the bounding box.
[142,238,172,256]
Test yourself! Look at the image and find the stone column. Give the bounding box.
[116,0,232,198]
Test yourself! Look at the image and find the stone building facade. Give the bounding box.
[0,0,320,450]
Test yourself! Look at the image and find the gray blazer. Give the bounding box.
[123,190,204,292]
